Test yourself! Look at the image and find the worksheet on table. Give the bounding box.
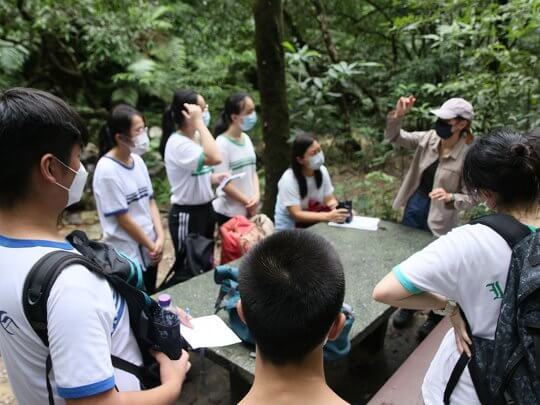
[181,315,241,349]
[328,216,380,231]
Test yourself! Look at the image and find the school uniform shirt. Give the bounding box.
[93,154,156,267]
[392,223,525,405]
[274,166,334,230]
[212,133,257,217]
[0,237,142,404]
[165,131,214,206]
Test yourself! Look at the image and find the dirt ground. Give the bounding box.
[0,211,427,405]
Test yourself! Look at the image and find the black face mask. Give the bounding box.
[435,119,453,139]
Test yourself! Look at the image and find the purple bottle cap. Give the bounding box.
[158,294,171,308]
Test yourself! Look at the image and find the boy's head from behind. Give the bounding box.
[0,87,87,210]
[238,230,345,365]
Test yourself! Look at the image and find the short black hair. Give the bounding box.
[463,128,540,208]
[239,230,345,365]
[0,87,88,208]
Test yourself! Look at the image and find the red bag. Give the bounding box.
[219,216,254,264]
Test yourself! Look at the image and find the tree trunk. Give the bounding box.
[253,0,290,218]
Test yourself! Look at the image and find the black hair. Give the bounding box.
[238,230,345,365]
[214,92,249,137]
[0,88,88,209]
[98,104,143,157]
[463,129,540,208]
[160,89,199,158]
[291,132,322,199]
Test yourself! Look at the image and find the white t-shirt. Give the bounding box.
[274,166,334,230]
[165,132,214,206]
[93,154,156,267]
[212,133,257,217]
[393,223,519,404]
[0,236,142,404]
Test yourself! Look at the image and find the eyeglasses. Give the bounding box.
[134,126,148,135]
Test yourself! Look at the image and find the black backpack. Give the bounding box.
[23,230,183,405]
[444,214,540,404]
[158,233,214,290]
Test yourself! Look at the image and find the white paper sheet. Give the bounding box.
[216,172,246,192]
[180,315,241,349]
[328,215,380,231]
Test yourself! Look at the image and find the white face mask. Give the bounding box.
[308,151,325,170]
[130,130,150,155]
[53,157,88,207]
[203,110,211,127]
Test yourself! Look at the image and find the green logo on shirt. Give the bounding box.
[486,281,504,300]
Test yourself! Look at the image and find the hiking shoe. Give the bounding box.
[417,312,443,341]
[392,308,415,329]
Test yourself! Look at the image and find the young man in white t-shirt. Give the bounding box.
[0,88,190,404]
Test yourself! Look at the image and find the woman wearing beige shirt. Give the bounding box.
[388,95,474,337]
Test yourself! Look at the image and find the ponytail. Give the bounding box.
[159,107,175,158]
[98,124,115,158]
[214,111,232,138]
[159,90,199,159]
[214,92,249,137]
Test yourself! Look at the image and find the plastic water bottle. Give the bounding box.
[156,293,182,360]
[158,293,177,316]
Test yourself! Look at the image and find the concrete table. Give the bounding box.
[165,221,433,401]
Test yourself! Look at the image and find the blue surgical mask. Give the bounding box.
[240,111,257,132]
[203,110,211,127]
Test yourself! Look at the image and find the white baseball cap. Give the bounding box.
[430,98,474,121]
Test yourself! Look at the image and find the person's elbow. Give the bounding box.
[206,153,222,166]
[372,280,394,304]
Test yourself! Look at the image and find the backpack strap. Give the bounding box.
[23,250,101,346]
[444,309,506,405]
[23,250,148,401]
[471,213,531,248]
[22,251,104,405]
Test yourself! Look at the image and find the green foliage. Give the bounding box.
[1,0,539,221]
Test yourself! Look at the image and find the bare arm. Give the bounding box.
[195,120,221,165]
[323,195,339,209]
[67,383,180,405]
[372,271,447,311]
[183,103,221,165]
[148,199,164,262]
[287,205,348,225]
[222,182,250,205]
[116,212,155,251]
[68,351,190,405]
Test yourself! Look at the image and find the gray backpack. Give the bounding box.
[444,214,540,404]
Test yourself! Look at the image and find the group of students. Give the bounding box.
[0,86,539,405]
[92,88,350,292]
[0,87,349,404]
[92,90,259,291]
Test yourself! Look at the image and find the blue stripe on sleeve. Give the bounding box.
[57,376,115,399]
[104,208,129,217]
[393,266,423,295]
